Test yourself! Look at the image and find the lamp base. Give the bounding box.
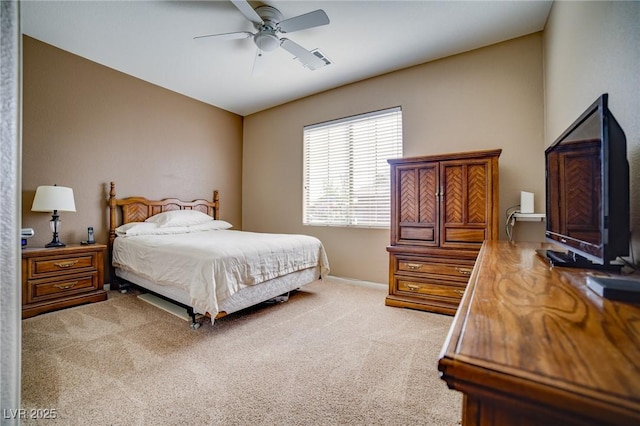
[45,241,66,248]
[46,220,64,248]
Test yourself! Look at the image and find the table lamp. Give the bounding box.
[31,185,76,248]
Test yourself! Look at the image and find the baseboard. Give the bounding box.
[327,275,386,290]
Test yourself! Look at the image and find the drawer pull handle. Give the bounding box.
[405,263,422,270]
[455,289,465,297]
[54,281,78,290]
[407,284,420,291]
[456,267,472,276]
[54,260,78,268]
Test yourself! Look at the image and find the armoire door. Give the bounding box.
[439,158,494,248]
[392,162,439,246]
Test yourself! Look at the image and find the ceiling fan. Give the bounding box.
[195,0,330,74]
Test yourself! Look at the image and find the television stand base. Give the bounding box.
[535,249,623,272]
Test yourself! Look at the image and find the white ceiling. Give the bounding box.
[21,0,553,116]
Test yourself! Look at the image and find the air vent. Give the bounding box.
[310,49,332,66]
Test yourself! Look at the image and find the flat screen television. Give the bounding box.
[539,94,630,271]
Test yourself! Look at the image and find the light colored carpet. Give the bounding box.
[21,277,461,425]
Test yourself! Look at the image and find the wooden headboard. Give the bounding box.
[108,181,219,248]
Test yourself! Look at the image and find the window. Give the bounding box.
[303,107,403,228]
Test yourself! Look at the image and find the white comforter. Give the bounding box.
[113,230,330,316]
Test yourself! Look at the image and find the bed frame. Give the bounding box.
[108,181,219,248]
[108,182,222,327]
[107,182,319,329]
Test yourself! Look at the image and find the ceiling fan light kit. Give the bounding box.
[195,0,331,74]
[254,31,280,52]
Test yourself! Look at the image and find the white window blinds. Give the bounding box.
[303,107,403,228]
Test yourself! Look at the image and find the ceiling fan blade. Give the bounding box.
[194,31,253,41]
[230,0,262,25]
[252,49,266,77]
[280,38,327,71]
[278,9,330,33]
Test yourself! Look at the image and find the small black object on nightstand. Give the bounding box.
[81,226,95,245]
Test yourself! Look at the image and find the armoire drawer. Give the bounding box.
[394,276,465,302]
[395,256,475,281]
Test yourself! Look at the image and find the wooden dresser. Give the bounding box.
[386,149,500,315]
[438,241,640,425]
[22,244,108,319]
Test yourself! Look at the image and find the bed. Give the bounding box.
[107,182,329,329]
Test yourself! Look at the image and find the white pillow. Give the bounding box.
[116,222,193,236]
[145,210,213,227]
[188,220,233,232]
[115,222,158,237]
[115,219,232,237]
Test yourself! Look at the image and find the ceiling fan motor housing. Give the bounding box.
[255,5,283,27]
[254,5,283,52]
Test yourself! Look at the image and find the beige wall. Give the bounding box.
[25,2,639,286]
[22,36,244,260]
[544,1,640,264]
[243,34,546,284]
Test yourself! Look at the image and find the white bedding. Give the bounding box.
[113,230,330,316]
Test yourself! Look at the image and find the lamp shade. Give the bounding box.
[31,185,76,212]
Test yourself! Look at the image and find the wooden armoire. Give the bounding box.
[386,149,501,315]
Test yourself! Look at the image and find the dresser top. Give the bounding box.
[439,240,640,423]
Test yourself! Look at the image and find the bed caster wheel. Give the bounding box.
[190,322,201,330]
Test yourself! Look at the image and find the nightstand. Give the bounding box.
[21,244,108,319]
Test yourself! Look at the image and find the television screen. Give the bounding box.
[542,94,629,270]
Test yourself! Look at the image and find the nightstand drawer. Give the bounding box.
[27,274,98,303]
[28,253,96,279]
